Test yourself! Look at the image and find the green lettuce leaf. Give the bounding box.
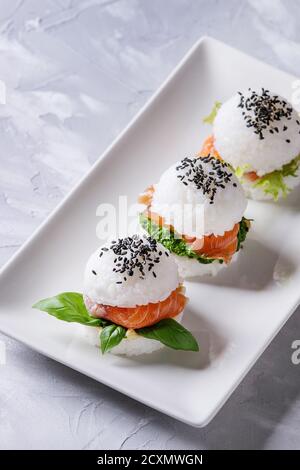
[140,213,250,263]
[253,154,300,201]
[235,164,251,179]
[140,212,216,264]
[203,101,222,125]
[237,217,251,251]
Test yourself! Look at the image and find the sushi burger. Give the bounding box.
[202,88,300,201]
[139,155,251,278]
[33,234,198,356]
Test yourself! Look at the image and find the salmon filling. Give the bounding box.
[85,286,187,329]
[200,135,260,182]
[138,186,240,263]
[199,134,222,161]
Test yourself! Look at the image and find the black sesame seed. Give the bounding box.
[176,155,237,204]
[102,235,165,284]
[92,270,97,276]
[238,88,293,140]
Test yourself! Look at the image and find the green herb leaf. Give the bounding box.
[254,154,300,201]
[137,318,199,351]
[203,101,222,125]
[140,213,216,264]
[237,217,251,251]
[100,324,126,354]
[281,154,300,177]
[140,213,250,263]
[32,292,102,327]
[235,164,251,179]
[254,172,288,201]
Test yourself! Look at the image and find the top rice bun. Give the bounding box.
[150,156,247,238]
[83,235,179,308]
[213,88,300,176]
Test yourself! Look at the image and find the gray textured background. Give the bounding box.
[0,0,300,449]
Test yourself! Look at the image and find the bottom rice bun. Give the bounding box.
[206,88,300,201]
[172,252,239,279]
[139,155,251,278]
[33,235,198,357]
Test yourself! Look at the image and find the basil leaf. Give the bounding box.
[33,292,102,327]
[100,324,126,354]
[137,318,199,352]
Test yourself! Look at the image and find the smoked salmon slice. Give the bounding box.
[184,223,239,262]
[244,171,260,182]
[85,286,187,329]
[138,185,155,206]
[141,204,240,263]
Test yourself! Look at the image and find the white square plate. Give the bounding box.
[1,37,300,427]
